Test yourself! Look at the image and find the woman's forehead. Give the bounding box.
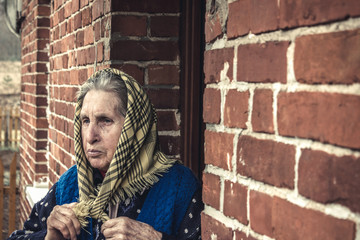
[81,90,120,116]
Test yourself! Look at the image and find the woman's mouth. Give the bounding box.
[87,149,103,157]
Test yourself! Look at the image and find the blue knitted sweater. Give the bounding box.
[56,164,200,239]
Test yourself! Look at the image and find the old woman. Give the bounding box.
[8,68,202,240]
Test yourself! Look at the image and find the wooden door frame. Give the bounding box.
[180,0,205,179]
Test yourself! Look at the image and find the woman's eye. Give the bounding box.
[101,118,113,124]
[82,118,90,125]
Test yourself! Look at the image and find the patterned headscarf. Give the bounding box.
[73,68,177,226]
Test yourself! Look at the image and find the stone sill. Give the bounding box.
[25,183,49,208]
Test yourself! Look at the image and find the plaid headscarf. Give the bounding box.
[73,68,177,226]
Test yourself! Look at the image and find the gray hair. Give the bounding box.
[77,70,128,117]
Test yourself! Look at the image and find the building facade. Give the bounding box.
[19,0,360,239]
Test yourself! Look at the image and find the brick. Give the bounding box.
[204,48,233,84]
[202,213,233,240]
[76,30,84,48]
[251,0,279,34]
[72,0,80,14]
[235,231,257,240]
[250,191,273,237]
[111,0,180,13]
[273,197,355,240]
[110,40,178,61]
[97,42,104,62]
[277,92,360,149]
[298,149,360,213]
[148,65,179,85]
[157,110,180,131]
[146,88,179,109]
[74,12,82,29]
[80,0,89,8]
[224,90,249,128]
[84,26,94,45]
[228,0,250,38]
[110,64,145,85]
[224,181,247,224]
[294,29,360,84]
[111,15,147,36]
[158,135,180,156]
[205,130,234,171]
[205,13,222,42]
[150,16,179,37]
[64,1,72,19]
[237,136,295,188]
[252,89,274,133]
[82,7,92,27]
[202,173,221,209]
[92,0,104,20]
[203,88,221,124]
[237,42,288,83]
[94,21,101,41]
[280,0,360,29]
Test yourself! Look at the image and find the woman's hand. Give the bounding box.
[45,202,81,240]
[101,216,162,240]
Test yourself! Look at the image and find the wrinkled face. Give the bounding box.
[80,90,125,171]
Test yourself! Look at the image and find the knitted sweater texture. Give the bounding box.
[56,164,199,239]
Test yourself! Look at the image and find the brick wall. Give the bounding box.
[202,0,360,239]
[19,0,181,224]
[19,0,50,223]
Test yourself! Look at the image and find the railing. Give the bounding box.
[0,153,17,240]
[0,106,20,149]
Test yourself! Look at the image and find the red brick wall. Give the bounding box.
[202,0,360,239]
[19,0,181,224]
[19,0,50,224]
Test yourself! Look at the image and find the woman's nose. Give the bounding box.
[87,123,100,144]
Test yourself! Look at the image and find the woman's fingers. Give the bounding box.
[46,204,81,240]
[101,217,162,240]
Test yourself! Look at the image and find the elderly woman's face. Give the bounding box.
[80,90,125,171]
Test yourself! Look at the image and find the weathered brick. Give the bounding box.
[298,149,360,213]
[157,110,180,131]
[228,0,250,38]
[273,197,355,240]
[205,13,222,42]
[280,0,360,29]
[150,16,179,37]
[148,65,179,85]
[294,29,360,84]
[224,90,249,129]
[224,181,247,224]
[237,42,288,83]
[97,42,104,62]
[250,191,273,237]
[277,92,360,149]
[202,173,221,210]
[82,7,92,27]
[203,88,221,124]
[204,48,234,84]
[84,25,94,45]
[158,135,180,156]
[146,88,179,109]
[92,0,104,20]
[251,0,279,34]
[111,0,180,13]
[237,135,295,188]
[235,231,257,240]
[252,89,274,133]
[110,64,145,85]
[110,40,178,61]
[111,15,147,36]
[205,130,234,171]
[202,213,233,240]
